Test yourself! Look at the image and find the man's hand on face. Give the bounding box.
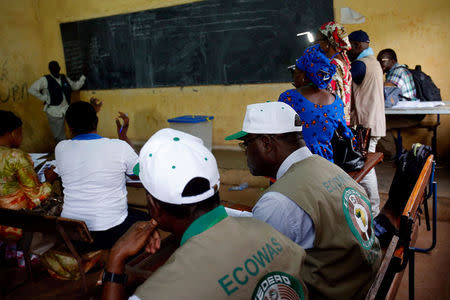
[108,219,161,271]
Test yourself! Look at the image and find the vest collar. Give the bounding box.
[72,133,103,140]
[356,47,374,60]
[180,205,228,246]
[276,146,312,179]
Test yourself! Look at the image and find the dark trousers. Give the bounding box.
[74,208,149,252]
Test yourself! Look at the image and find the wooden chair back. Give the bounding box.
[385,154,434,299]
[0,208,93,293]
[365,154,434,300]
[0,208,92,243]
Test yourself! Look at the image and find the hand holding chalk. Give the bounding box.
[116,112,129,137]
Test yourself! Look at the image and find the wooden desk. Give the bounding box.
[348,152,384,183]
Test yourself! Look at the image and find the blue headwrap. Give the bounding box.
[295,44,337,89]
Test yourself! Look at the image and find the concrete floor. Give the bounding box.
[2,149,449,299]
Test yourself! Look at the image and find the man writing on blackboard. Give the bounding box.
[28,61,86,143]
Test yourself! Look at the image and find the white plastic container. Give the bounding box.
[168,115,214,150]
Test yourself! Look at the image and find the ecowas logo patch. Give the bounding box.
[342,187,375,250]
[252,271,305,300]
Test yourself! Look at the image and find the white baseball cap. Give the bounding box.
[225,101,302,140]
[135,128,220,205]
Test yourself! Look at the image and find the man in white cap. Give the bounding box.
[225,102,381,299]
[102,128,308,300]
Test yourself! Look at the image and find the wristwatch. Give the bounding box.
[102,270,128,285]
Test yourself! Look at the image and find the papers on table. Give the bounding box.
[37,160,58,183]
[33,158,47,168]
[391,101,445,109]
[29,153,48,167]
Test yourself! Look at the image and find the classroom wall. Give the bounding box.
[0,0,52,152]
[0,0,448,158]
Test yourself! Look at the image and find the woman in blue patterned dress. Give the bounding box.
[279,44,355,162]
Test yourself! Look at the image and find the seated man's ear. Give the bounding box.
[260,135,276,153]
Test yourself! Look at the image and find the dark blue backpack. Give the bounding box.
[400,65,442,102]
[374,143,432,248]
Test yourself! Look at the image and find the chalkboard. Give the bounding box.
[60,0,333,90]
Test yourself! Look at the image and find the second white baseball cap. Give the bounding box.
[225,101,302,140]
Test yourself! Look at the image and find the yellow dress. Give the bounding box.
[0,146,52,241]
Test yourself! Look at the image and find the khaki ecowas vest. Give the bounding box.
[135,217,308,300]
[265,155,381,300]
[351,55,386,137]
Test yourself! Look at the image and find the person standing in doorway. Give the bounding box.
[28,61,86,143]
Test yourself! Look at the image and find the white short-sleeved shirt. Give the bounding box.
[55,134,137,231]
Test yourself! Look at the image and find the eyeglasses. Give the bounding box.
[238,135,261,151]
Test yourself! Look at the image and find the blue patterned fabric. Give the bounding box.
[295,44,337,89]
[278,89,355,162]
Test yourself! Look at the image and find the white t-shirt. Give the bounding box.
[55,136,138,231]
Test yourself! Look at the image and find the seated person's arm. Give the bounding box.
[224,207,253,217]
[124,144,139,180]
[102,220,160,300]
[252,192,315,249]
[116,112,136,152]
[16,153,54,208]
[350,61,366,85]
[90,97,103,113]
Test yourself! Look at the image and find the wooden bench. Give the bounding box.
[365,154,436,300]
[348,152,384,183]
[0,208,93,293]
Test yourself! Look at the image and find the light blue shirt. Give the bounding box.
[225,147,316,249]
[356,47,374,60]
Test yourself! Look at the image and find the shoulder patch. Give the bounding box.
[342,187,375,250]
[252,271,305,300]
